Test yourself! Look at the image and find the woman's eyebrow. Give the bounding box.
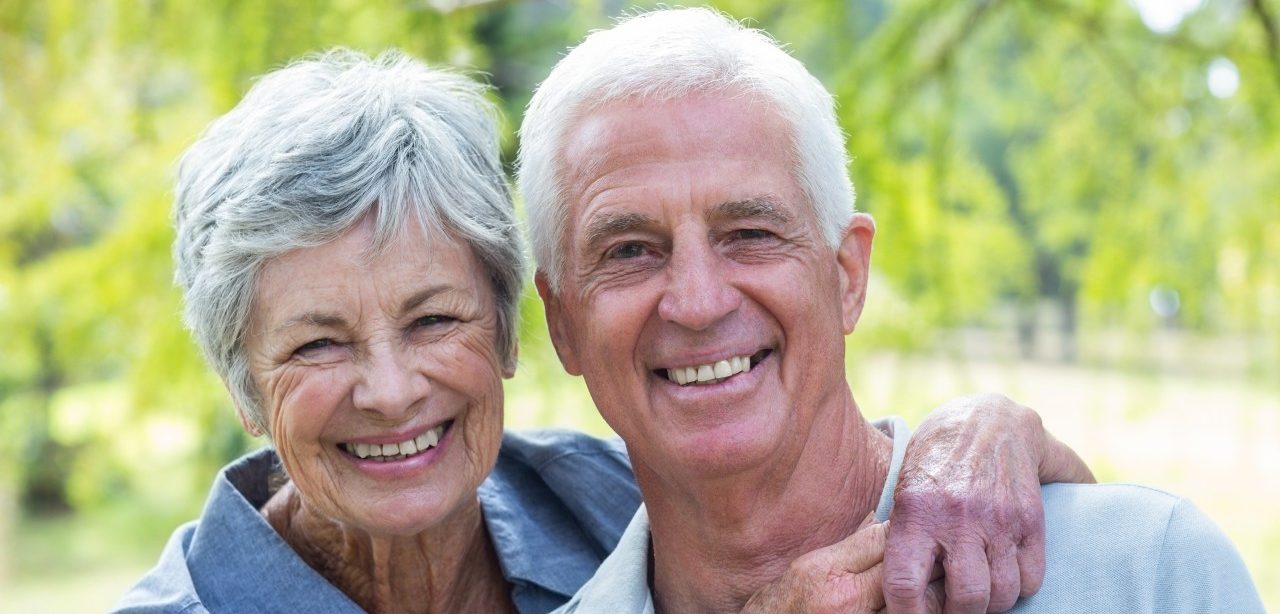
[272,312,346,336]
[399,284,453,314]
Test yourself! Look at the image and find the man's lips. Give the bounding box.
[656,349,772,386]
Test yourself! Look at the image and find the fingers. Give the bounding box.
[758,524,890,614]
[987,539,1021,612]
[829,519,888,574]
[923,579,946,614]
[882,526,941,613]
[1016,519,1046,597]
[860,561,887,612]
[941,542,990,614]
[1039,428,1096,484]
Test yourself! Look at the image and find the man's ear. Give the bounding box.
[535,270,582,375]
[836,213,876,334]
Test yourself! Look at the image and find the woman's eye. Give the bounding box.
[294,338,335,355]
[414,315,455,328]
[608,242,648,260]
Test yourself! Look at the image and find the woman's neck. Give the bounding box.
[262,482,515,614]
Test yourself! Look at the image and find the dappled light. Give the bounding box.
[1,0,1277,610]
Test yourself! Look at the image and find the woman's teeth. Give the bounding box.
[342,425,446,461]
[665,355,753,386]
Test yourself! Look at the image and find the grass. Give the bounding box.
[1,508,170,613]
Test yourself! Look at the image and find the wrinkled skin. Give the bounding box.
[885,394,1094,614]
[543,92,1098,613]
[742,514,946,614]
[743,395,1093,614]
[242,217,515,613]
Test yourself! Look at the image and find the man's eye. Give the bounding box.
[294,338,335,355]
[732,228,773,241]
[607,242,648,260]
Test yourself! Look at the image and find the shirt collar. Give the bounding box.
[565,416,912,612]
[186,448,363,613]
[478,442,615,601]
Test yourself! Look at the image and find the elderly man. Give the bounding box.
[520,8,1263,613]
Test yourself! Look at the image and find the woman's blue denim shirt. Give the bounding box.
[113,429,641,613]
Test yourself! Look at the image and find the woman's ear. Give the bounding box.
[224,379,264,437]
[503,340,519,379]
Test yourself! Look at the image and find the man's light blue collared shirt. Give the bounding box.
[556,417,1265,613]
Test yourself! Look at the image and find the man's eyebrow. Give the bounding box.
[583,211,660,255]
[713,196,794,225]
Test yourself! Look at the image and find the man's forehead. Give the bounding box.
[561,94,792,175]
[557,95,806,254]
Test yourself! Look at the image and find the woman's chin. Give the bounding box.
[328,493,467,538]
[323,471,484,539]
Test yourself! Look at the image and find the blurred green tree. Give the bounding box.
[0,0,1276,532]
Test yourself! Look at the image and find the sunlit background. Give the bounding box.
[1,0,1277,610]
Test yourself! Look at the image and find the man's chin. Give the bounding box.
[650,422,786,480]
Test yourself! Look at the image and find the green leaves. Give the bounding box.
[1,0,1277,522]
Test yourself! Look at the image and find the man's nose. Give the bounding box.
[352,342,429,419]
[657,239,742,330]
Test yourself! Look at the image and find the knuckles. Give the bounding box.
[883,567,927,602]
[892,486,994,534]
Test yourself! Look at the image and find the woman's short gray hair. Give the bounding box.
[173,49,523,433]
[517,7,855,292]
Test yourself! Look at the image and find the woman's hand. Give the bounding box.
[884,393,1094,614]
[743,515,943,614]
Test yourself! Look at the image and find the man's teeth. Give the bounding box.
[665,355,753,386]
[342,425,445,461]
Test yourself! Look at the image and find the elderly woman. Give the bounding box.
[115,50,1090,613]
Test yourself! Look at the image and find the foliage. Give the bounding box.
[0,0,1276,546]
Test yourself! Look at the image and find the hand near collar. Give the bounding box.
[884,393,1094,614]
[742,513,944,614]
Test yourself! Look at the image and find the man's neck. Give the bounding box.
[638,398,894,614]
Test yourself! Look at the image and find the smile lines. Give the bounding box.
[341,423,447,461]
[664,350,768,386]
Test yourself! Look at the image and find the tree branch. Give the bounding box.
[1249,0,1280,91]
[1036,0,1153,111]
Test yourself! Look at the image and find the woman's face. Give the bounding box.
[243,216,509,536]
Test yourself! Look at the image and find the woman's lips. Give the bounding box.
[339,422,450,461]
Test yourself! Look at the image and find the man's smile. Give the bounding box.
[657,349,772,386]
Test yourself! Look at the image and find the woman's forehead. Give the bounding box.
[251,221,484,325]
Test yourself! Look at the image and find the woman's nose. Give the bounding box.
[351,342,430,419]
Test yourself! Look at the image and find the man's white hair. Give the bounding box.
[517,7,855,291]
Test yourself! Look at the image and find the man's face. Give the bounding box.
[539,95,874,480]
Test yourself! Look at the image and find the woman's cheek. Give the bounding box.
[440,329,506,479]
[268,366,351,470]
